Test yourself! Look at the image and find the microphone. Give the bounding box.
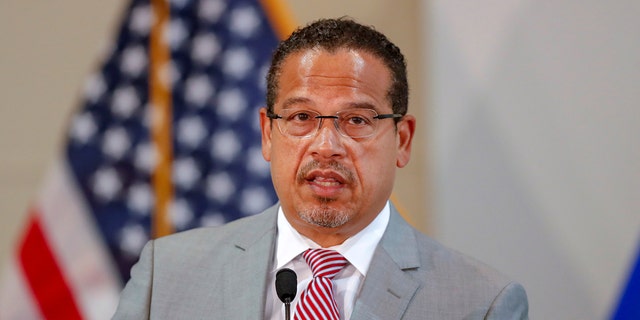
[275,268,297,320]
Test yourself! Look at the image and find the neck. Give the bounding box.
[289,215,376,248]
[300,228,350,247]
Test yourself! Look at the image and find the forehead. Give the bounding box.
[274,48,392,109]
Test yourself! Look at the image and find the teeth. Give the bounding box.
[313,177,340,186]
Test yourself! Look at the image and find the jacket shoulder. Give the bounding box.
[408,230,528,318]
[415,230,513,287]
[152,205,278,259]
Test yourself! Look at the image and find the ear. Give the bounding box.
[395,114,416,168]
[259,107,273,162]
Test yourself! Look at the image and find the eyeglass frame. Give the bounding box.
[266,108,404,139]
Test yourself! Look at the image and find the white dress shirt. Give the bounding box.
[265,202,390,320]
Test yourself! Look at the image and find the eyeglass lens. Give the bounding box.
[278,109,380,138]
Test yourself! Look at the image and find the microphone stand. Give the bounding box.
[284,297,292,320]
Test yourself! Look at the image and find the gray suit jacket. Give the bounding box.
[112,204,529,319]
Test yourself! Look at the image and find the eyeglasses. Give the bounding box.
[266,108,403,139]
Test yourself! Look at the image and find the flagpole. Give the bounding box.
[150,0,174,238]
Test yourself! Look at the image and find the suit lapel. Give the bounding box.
[211,204,421,319]
[351,205,421,320]
[221,205,278,319]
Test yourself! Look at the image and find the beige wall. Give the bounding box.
[0,1,426,269]
[0,1,128,271]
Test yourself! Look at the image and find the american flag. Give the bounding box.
[0,0,295,318]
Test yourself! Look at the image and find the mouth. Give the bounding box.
[298,161,353,198]
[306,170,346,185]
[305,171,345,196]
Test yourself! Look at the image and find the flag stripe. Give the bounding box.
[2,159,121,319]
[150,0,174,238]
[19,213,83,320]
[0,259,43,319]
[37,160,121,319]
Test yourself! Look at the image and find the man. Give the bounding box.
[113,18,529,319]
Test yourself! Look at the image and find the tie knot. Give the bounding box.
[303,249,348,279]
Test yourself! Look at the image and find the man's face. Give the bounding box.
[260,48,415,245]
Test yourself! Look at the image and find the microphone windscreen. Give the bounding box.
[275,268,297,303]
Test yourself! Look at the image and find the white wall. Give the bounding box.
[426,0,640,318]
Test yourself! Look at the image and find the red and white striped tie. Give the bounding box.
[293,249,348,320]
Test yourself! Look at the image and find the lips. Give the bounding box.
[297,160,353,198]
[305,170,346,185]
[305,172,345,198]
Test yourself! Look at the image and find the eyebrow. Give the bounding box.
[345,102,379,111]
[280,97,313,110]
[280,98,380,112]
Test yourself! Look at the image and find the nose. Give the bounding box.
[308,118,346,159]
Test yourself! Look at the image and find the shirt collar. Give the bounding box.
[275,202,390,276]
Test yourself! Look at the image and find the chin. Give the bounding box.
[298,205,352,229]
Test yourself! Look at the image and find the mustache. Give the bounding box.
[296,160,355,184]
